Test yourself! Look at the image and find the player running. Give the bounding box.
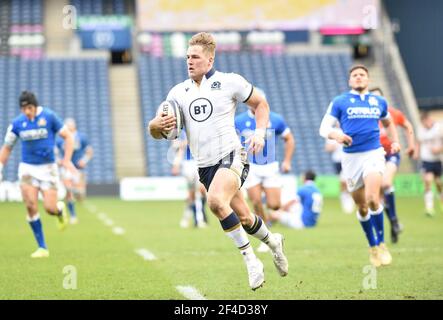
[235,88,295,252]
[319,65,401,267]
[0,91,75,258]
[56,118,93,224]
[417,111,443,216]
[148,32,288,290]
[371,87,416,243]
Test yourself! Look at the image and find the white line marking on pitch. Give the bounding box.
[97,212,108,221]
[176,286,206,300]
[135,248,157,261]
[104,218,114,227]
[112,226,125,235]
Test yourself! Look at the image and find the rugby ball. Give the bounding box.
[156,100,183,140]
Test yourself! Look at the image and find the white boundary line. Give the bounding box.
[176,285,206,300]
[135,248,157,261]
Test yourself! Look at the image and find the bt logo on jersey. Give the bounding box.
[189,98,213,122]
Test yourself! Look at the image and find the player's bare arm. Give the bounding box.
[381,117,401,154]
[281,132,295,173]
[400,119,416,157]
[58,127,77,173]
[148,113,176,139]
[78,146,94,169]
[245,89,270,154]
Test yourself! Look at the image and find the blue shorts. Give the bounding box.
[422,161,442,177]
[385,153,401,167]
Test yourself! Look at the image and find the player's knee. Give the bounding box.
[366,195,380,211]
[207,194,225,214]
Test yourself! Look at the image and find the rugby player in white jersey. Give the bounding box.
[417,111,443,216]
[148,32,288,290]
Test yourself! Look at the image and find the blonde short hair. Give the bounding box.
[188,32,216,57]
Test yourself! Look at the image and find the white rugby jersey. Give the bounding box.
[166,68,253,167]
[417,122,443,162]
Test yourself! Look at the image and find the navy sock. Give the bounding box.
[28,215,47,249]
[67,201,76,218]
[384,191,398,221]
[357,212,378,247]
[370,206,385,244]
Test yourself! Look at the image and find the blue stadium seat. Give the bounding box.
[0,57,116,183]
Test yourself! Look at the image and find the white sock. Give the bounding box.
[244,215,278,249]
[425,191,434,211]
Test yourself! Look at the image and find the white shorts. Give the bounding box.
[182,160,199,188]
[243,162,282,189]
[279,203,304,229]
[18,162,59,191]
[341,147,386,193]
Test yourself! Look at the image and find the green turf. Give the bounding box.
[0,197,442,299]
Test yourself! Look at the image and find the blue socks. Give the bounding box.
[27,214,47,249]
[357,211,378,247]
[384,189,398,222]
[370,205,385,244]
[67,201,76,218]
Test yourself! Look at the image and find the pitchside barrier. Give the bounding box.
[0,174,430,202]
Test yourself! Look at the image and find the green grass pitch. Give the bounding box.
[0,197,442,299]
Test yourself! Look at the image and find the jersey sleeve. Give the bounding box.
[391,107,406,126]
[230,73,253,103]
[274,114,290,136]
[327,98,341,120]
[379,97,389,119]
[4,124,18,147]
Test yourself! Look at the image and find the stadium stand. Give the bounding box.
[70,0,127,16]
[0,0,45,59]
[138,52,352,176]
[0,57,116,184]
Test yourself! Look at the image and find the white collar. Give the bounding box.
[36,106,43,116]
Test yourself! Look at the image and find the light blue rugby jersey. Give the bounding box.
[327,90,389,153]
[7,107,64,164]
[56,131,90,169]
[235,110,290,164]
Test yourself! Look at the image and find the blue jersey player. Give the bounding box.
[56,118,93,224]
[269,170,322,229]
[0,91,76,258]
[319,65,401,267]
[235,89,295,252]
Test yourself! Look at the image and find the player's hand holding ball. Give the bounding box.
[246,128,266,154]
